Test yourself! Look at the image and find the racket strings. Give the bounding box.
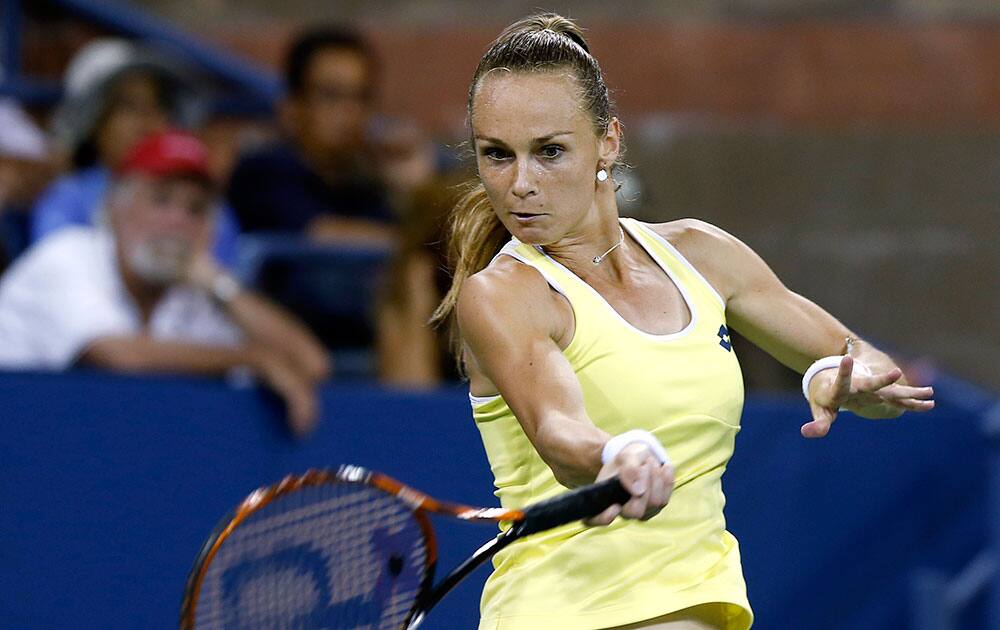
[193,482,428,629]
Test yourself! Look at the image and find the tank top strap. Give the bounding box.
[494,237,603,315]
[621,218,727,322]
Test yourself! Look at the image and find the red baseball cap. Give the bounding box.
[117,130,214,184]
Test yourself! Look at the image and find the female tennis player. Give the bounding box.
[431,13,935,630]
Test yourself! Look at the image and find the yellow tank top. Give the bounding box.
[471,218,753,630]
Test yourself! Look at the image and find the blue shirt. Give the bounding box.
[226,142,393,233]
[30,167,240,267]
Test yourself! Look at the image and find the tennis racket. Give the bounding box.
[180,464,630,629]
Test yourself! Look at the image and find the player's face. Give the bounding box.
[472,71,615,245]
[113,175,214,285]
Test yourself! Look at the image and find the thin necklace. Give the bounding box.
[592,227,626,265]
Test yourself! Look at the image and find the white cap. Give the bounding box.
[0,99,47,161]
[51,38,204,156]
[63,39,138,99]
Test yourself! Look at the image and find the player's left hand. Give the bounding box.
[801,354,935,439]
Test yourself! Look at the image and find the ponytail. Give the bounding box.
[429,180,509,361]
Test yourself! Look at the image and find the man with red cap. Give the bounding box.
[0,131,330,435]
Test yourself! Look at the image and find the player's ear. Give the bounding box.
[597,117,621,167]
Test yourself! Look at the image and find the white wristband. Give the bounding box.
[801,355,873,401]
[601,429,670,466]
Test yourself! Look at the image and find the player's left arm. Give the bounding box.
[662,219,934,437]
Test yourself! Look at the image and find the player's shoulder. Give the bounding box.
[639,218,756,300]
[643,218,736,249]
[457,253,563,337]
[459,254,553,313]
[641,217,744,264]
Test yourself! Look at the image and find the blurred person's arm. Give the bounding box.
[186,254,331,383]
[80,336,250,375]
[229,159,398,244]
[79,337,318,435]
[376,250,441,388]
[375,173,464,388]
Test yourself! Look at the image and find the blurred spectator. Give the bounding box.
[373,120,461,387]
[373,117,441,211]
[226,25,394,244]
[227,26,407,365]
[0,131,329,435]
[0,100,52,271]
[32,38,240,265]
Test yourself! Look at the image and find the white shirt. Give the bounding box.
[0,227,242,370]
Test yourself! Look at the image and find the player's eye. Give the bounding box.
[538,144,564,159]
[481,147,511,161]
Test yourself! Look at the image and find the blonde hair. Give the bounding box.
[430,13,617,360]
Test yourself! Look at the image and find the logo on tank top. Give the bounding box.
[718,324,732,352]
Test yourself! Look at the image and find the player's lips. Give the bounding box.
[510,211,545,222]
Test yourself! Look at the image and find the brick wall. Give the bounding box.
[208,21,1000,133]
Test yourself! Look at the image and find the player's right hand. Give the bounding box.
[586,442,674,526]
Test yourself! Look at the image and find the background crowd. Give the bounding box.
[0,1,996,438]
[0,23,470,432]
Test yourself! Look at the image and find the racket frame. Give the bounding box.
[180,465,627,629]
[179,465,525,629]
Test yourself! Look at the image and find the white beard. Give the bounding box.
[127,236,192,285]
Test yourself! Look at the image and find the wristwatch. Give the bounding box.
[210,272,242,305]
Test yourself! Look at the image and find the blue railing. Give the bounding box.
[0,0,278,112]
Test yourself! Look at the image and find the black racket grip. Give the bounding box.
[514,476,632,538]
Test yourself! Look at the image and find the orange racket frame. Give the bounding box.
[179,465,525,629]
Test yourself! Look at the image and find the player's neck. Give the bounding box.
[544,214,628,280]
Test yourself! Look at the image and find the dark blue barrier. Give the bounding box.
[0,371,992,629]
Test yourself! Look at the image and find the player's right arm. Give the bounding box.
[457,259,671,522]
